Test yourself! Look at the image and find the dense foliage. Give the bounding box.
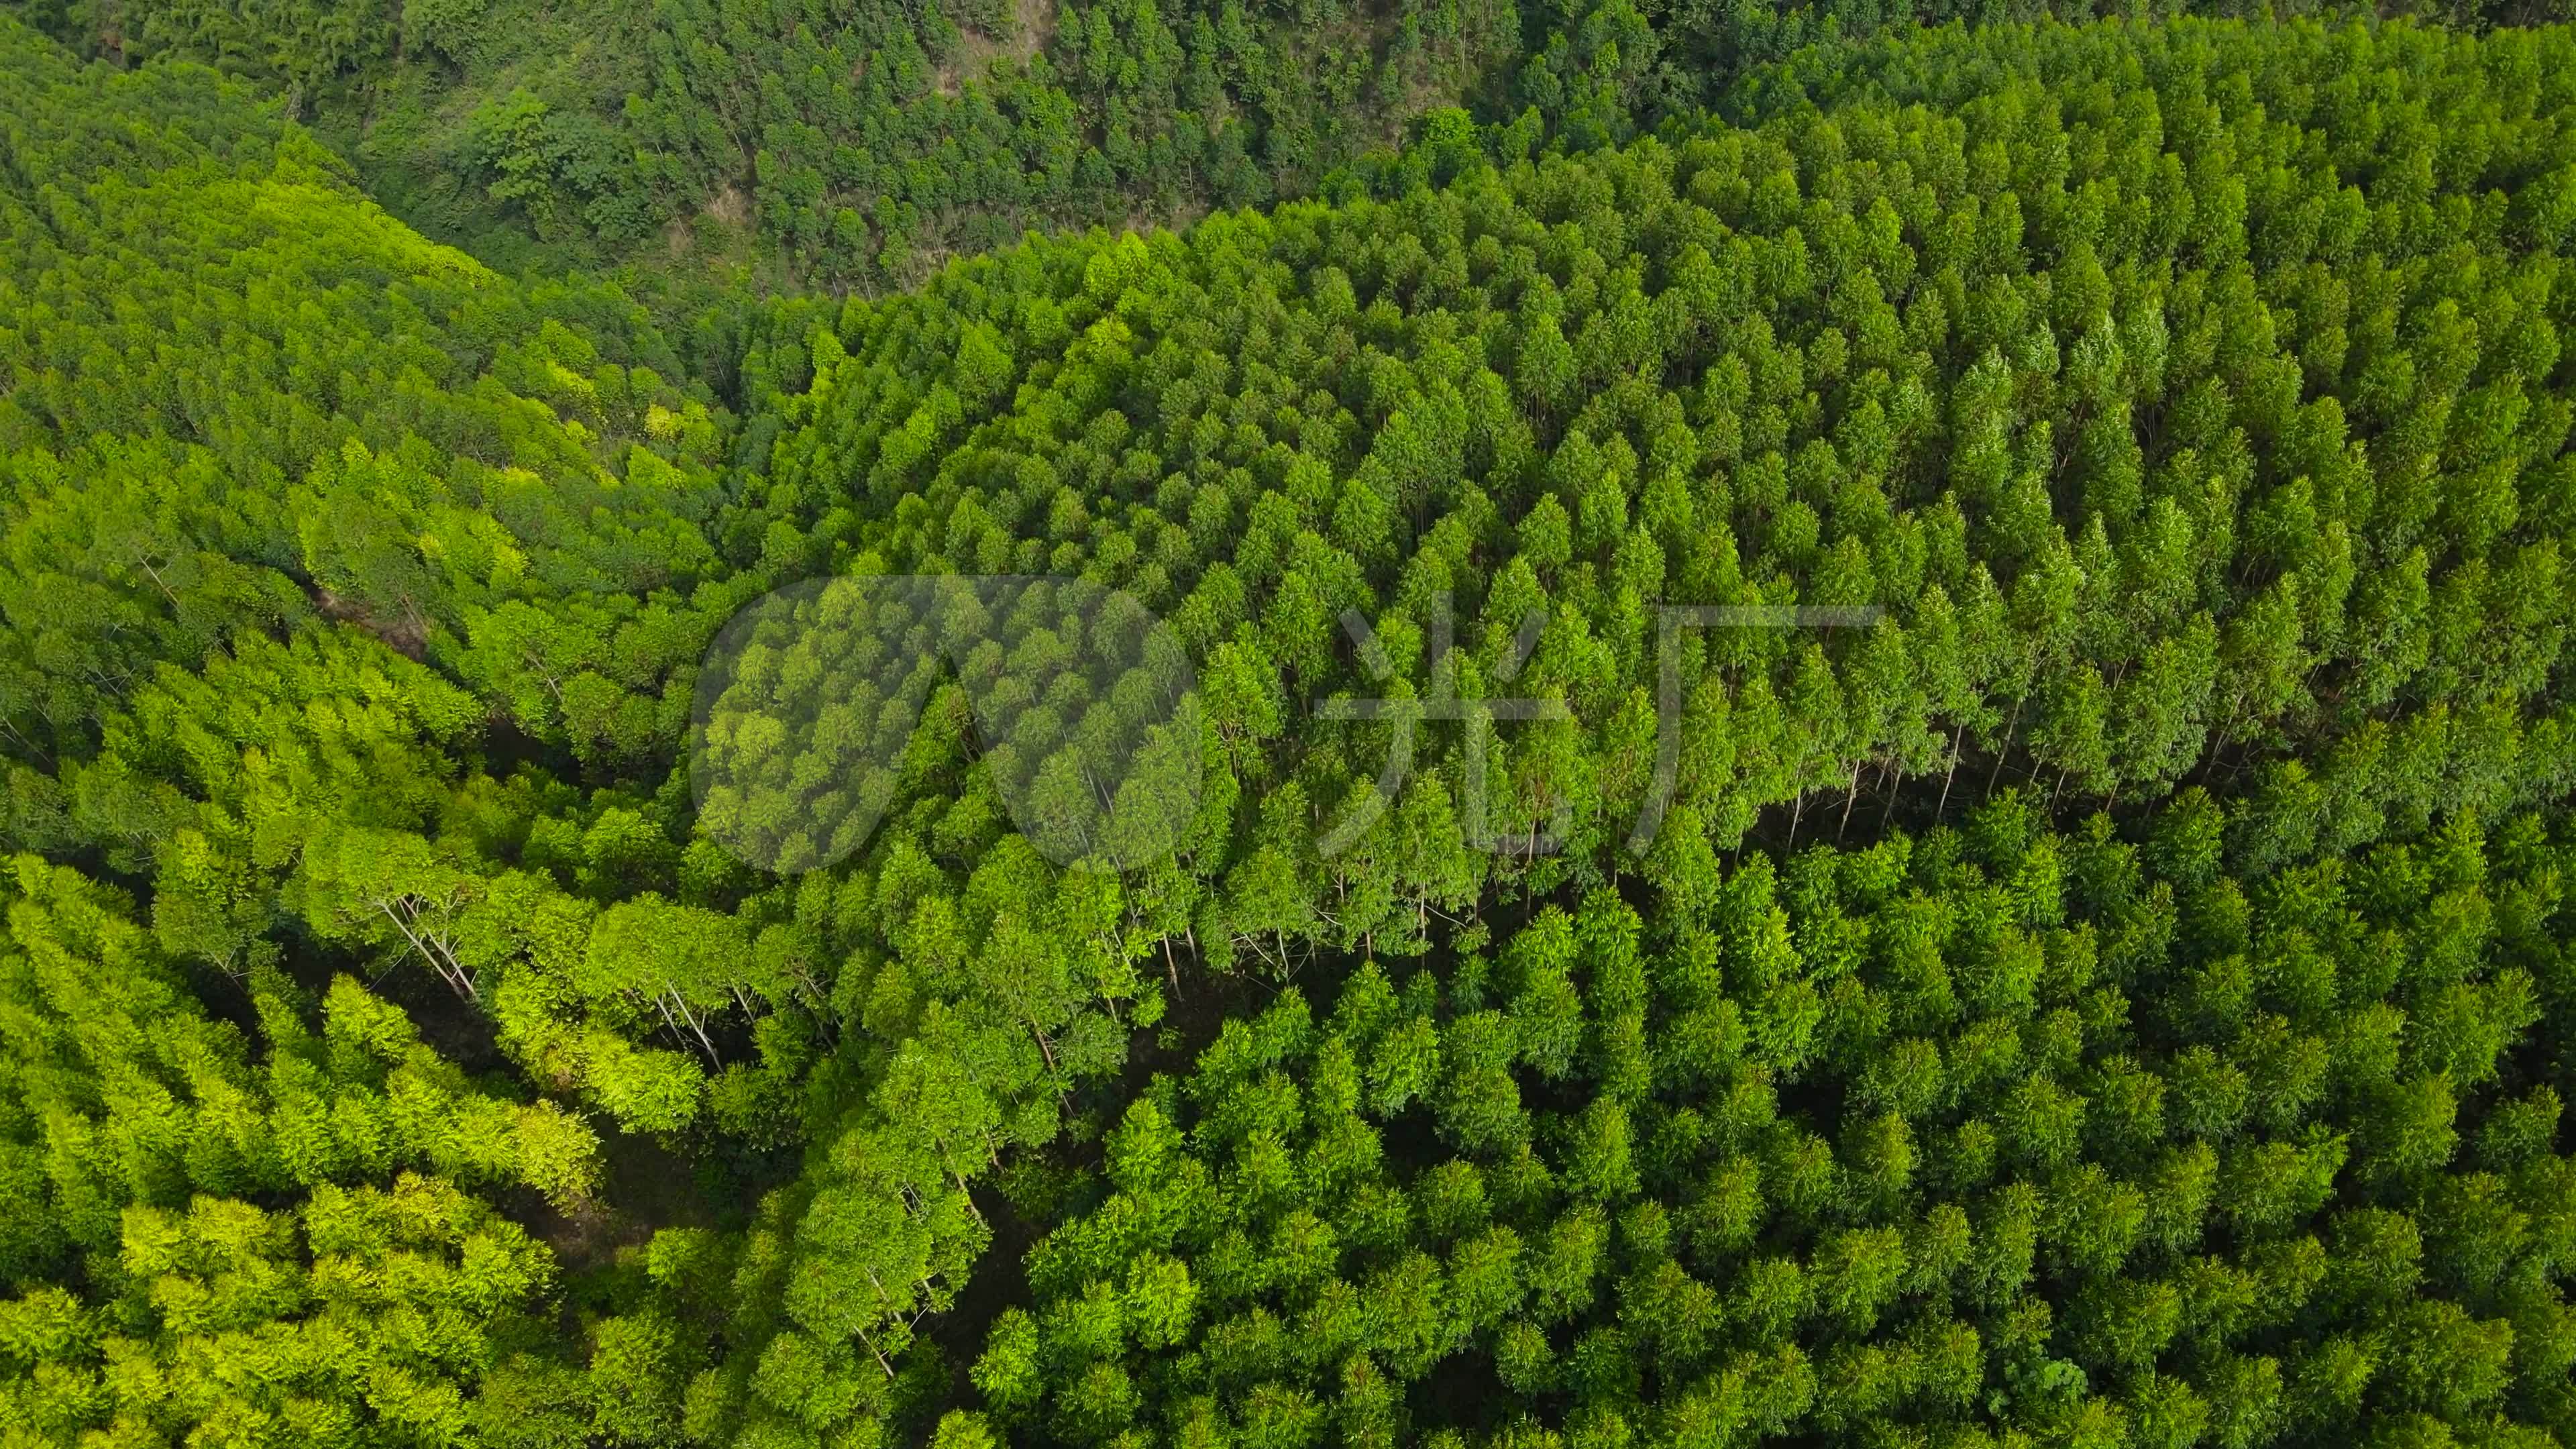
[661,17,2576,1444]
[0,18,751,776]
[3,7,2576,1449]
[735,15,2576,892]
[9,0,1521,287]
[0,855,600,1445]
[24,0,2576,290]
[973,800,2576,1449]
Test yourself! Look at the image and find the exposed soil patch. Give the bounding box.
[978,0,1059,70]
[701,183,750,229]
[940,0,1057,93]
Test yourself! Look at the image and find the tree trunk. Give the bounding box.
[949,1167,988,1228]
[376,900,475,1002]
[1937,723,1965,819]
[667,989,721,1068]
[1986,692,2026,800]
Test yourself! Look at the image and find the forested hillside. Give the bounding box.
[5,7,2576,1449]
[7,0,1523,288]
[18,0,2575,292]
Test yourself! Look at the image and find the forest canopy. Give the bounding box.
[5,6,2576,1449]
[18,0,2570,291]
